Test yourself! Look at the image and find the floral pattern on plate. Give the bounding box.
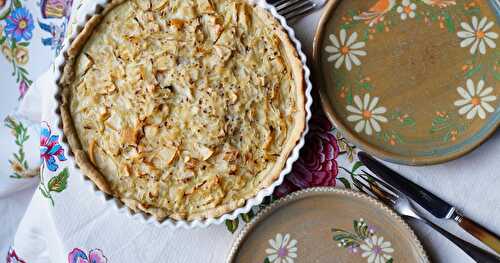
[457,16,498,55]
[333,218,394,263]
[396,0,417,20]
[454,79,497,120]
[324,29,366,71]
[346,94,388,136]
[264,233,297,263]
[325,0,499,149]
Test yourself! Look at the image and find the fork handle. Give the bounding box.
[404,216,500,263]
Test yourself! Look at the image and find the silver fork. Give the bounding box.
[353,173,500,263]
[270,0,327,21]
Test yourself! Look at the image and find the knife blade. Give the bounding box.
[357,151,500,254]
[357,151,455,218]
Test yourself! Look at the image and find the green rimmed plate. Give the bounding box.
[226,188,429,263]
[314,0,499,165]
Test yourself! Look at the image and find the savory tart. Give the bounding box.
[60,0,305,220]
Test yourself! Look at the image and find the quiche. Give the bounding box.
[59,0,306,220]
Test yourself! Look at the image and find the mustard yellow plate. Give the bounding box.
[227,188,429,263]
[314,0,499,165]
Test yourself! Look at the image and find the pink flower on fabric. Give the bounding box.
[6,247,26,263]
[68,248,108,263]
[275,113,340,197]
[18,80,29,98]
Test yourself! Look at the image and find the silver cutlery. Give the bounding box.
[352,172,500,263]
[358,152,500,254]
[271,0,327,21]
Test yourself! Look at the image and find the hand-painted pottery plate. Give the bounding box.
[313,0,499,165]
[226,188,429,263]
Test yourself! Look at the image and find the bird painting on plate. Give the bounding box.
[353,0,396,27]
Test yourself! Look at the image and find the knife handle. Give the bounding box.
[406,216,500,262]
[455,215,500,254]
[432,223,500,263]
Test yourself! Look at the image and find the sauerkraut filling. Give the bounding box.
[66,0,303,219]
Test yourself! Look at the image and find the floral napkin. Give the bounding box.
[0,0,72,257]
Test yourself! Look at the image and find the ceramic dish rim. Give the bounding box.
[51,0,313,228]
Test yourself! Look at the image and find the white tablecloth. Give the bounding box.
[2,3,500,263]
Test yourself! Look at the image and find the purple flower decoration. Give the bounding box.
[4,7,34,42]
[40,122,66,171]
[6,247,26,263]
[68,248,108,263]
[19,80,29,98]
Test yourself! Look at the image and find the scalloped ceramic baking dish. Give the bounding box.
[52,0,313,228]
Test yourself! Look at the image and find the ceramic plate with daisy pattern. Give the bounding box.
[226,188,429,263]
[314,0,499,165]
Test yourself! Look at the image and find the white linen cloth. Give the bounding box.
[2,6,500,263]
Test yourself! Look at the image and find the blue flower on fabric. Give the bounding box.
[40,122,66,172]
[4,7,35,42]
[39,20,67,55]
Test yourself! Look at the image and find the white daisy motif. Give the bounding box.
[457,16,498,55]
[346,94,388,136]
[360,235,394,263]
[396,0,417,20]
[454,79,497,120]
[325,29,367,71]
[265,233,298,263]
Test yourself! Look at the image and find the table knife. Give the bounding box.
[358,152,500,254]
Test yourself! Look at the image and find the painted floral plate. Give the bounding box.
[226,188,429,263]
[314,0,499,165]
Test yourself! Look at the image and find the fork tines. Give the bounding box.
[353,171,399,205]
[361,170,401,196]
[272,0,317,21]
